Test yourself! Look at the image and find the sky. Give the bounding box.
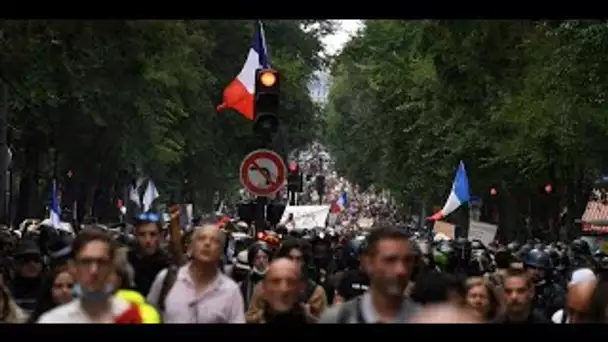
[321,20,363,56]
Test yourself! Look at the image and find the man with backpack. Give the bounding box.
[319,226,421,323]
[146,223,245,323]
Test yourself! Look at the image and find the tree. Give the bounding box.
[0,19,332,223]
[325,20,608,239]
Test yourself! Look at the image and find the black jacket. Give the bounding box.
[261,305,313,324]
[240,272,265,309]
[127,249,170,296]
[493,309,551,324]
[9,275,41,314]
[534,281,565,319]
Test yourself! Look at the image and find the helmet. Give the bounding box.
[494,249,513,269]
[515,243,533,261]
[523,249,551,269]
[341,237,366,269]
[470,240,485,251]
[468,250,492,276]
[570,239,591,256]
[247,242,272,267]
[506,242,520,254]
[596,254,608,271]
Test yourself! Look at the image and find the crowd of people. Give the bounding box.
[1,144,607,324]
[2,215,608,324]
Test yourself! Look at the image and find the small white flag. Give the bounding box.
[142,180,159,212]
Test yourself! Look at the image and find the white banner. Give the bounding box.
[356,217,375,229]
[280,205,331,231]
[468,220,498,246]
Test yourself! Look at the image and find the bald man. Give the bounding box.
[246,258,313,324]
[410,304,483,324]
[147,224,245,323]
[551,268,597,324]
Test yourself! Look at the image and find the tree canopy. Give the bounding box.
[324,20,608,240]
[0,19,333,223]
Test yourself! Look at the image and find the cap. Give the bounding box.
[569,268,596,286]
[15,239,41,257]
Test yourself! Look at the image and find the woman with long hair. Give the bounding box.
[0,278,27,323]
[464,276,502,322]
[27,267,74,323]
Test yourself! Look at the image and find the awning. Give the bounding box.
[580,200,608,233]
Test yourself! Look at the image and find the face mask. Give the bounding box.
[72,283,114,302]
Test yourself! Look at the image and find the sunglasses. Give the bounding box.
[17,254,41,263]
[136,212,161,223]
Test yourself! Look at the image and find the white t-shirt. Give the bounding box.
[551,309,569,324]
[37,296,130,324]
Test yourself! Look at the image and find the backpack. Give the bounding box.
[157,265,179,313]
[336,296,364,324]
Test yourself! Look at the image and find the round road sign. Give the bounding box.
[240,149,287,197]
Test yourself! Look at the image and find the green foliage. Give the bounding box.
[0,19,331,221]
[325,20,608,238]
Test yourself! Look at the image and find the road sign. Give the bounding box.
[240,149,287,197]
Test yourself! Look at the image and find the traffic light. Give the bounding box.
[287,161,303,193]
[254,68,280,134]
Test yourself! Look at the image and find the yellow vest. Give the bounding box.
[115,289,162,324]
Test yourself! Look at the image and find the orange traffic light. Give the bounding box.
[260,71,276,87]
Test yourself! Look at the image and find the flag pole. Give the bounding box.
[257,20,271,67]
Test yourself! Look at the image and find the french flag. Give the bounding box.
[216,22,269,120]
[428,161,470,221]
[50,180,61,229]
[332,192,347,213]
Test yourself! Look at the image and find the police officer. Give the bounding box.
[523,248,565,318]
[569,239,595,270]
[332,237,370,304]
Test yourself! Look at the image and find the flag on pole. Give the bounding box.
[428,161,470,221]
[331,191,348,213]
[216,21,270,120]
[50,180,61,229]
[142,180,159,212]
[129,177,144,208]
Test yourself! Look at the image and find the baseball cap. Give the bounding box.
[569,268,596,286]
[15,239,41,257]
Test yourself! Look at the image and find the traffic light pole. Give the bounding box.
[251,68,280,235]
